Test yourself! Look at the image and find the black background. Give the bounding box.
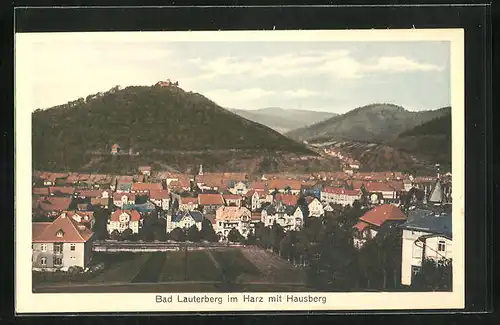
[2,1,495,322]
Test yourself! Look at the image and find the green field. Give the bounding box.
[159,250,220,282]
[88,253,152,284]
[33,248,307,293]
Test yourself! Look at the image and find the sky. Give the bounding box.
[20,33,451,114]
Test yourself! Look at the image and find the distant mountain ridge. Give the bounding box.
[230,107,337,134]
[285,103,451,143]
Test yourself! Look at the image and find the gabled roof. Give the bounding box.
[274,193,299,206]
[33,187,50,196]
[32,215,94,243]
[132,182,163,191]
[38,197,72,212]
[113,192,136,201]
[77,190,103,198]
[267,179,303,190]
[149,189,170,200]
[359,204,406,227]
[180,196,198,205]
[49,186,75,196]
[263,203,296,216]
[215,206,251,220]
[172,210,204,223]
[223,194,242,200]
[322,187,360,196]
[400,207,452,238]
[198,193,224,205]
[353,221,370,232]
[123,201,157,213]
[110,210,141,222]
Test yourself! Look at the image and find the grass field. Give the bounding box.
[88,253,152,284]
[210,249,262,282]
[33,248,307,293]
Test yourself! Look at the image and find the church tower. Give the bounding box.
[198,164,203,176]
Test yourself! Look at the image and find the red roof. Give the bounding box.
[180,197,198,205]
[132,183,163,192]
[33,187,49,196]
[322,187,360,196]
[37,197,72,212]
[353,221,370,232]
[113,192,136,201]
[149,189,170,200]
[250,181,267,190]
[365,182,396,193]
[274,193,299,206]
[32,215,94,243]
[63,211,94,224]
[268,179,303,190]
[49,186,75,196]
[110,210,141,222]
[77,190,102,198]
[386,180,405,191]
[223,194,242,200]
[359,204,406,227]
[198,194,224,205]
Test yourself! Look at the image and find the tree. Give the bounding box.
[110,229,120,240]
[284,186,292,194]
[170,227,186,242]
[186,224,201,242]
[200,218,218,242]
[412,258,452,291]
[121,228,133,241]
[270,222,285,253]
[227,227,244,243]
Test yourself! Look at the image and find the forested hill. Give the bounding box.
[32,85,313,172]
[388,109,452,168]
[286,103,450,143]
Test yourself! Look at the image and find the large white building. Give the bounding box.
[107,210,141,234]
[400,207,452,286]
[320,187,360,206]
[215,206,252,240]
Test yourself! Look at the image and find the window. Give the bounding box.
[56,229,64,238]
[40,257,47,266]
[438,240,446,252]
[70,244,76,251]
[412,243,423,258]
[40,244,47,252]
[54,243,63,253]
[411,265,421,276]
[53,256,63,266]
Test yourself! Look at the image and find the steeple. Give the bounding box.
[198,164,203,176]
[429,179,443,204]
[423,186,428,205]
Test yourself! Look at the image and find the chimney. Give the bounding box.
[61,212,66,218]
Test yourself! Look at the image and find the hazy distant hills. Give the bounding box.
[230,107,337,134]
[32,86,314,173]
[285,103,451,143]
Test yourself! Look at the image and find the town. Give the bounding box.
[31,162,453,292]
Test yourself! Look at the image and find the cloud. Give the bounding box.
[203,88,276,108]
[282,89,320,98]
[186,50,444,81]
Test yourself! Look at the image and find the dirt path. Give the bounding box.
[206,250,226,283]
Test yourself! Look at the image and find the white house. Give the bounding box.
[215,206,252,240]
[228,181,250,195]
[305,196,324,218]
[32,214,94,271]
[167,211,203,233]
[149,189,170,211]
[261,202,300,231]
[107,210,141,234]
[320,187,360,206]
[400,207,452,286]
[113,192,136,208]
[352,204,407,249]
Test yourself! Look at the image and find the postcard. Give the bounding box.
[15,29,464,313]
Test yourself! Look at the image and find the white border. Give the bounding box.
[15,29,465,313]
